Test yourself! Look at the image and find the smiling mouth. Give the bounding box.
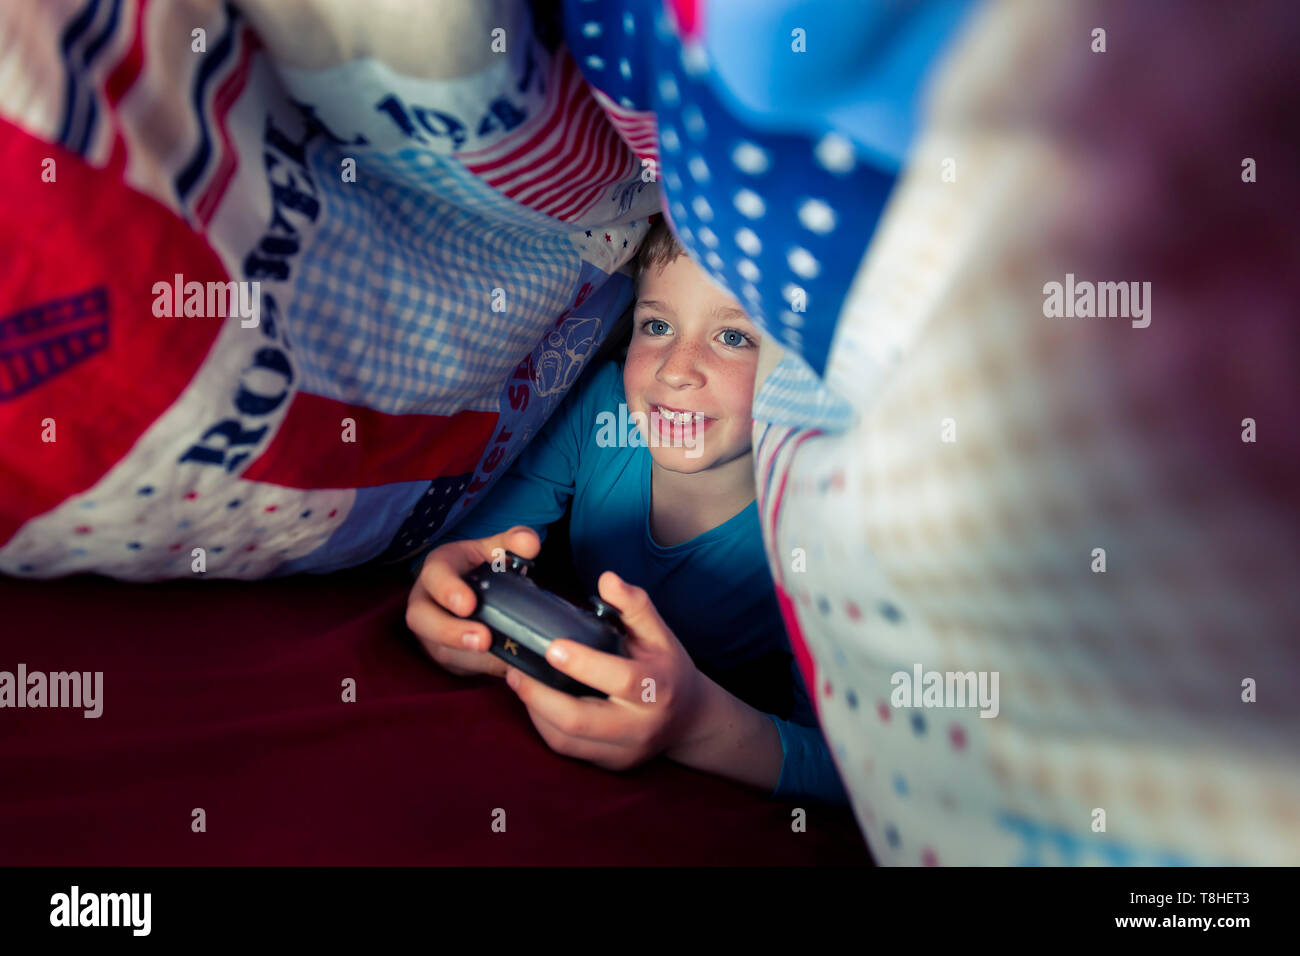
[651,404,714,424]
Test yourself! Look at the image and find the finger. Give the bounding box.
[428,642,509,678]
[487,525,542,563]
[418,539,495,618]
[405,589,493,653]
[505,665,626,745]
[544,639,641,702]
[596,571,675,651]
[421,526,542,618]
[522,704,635,770]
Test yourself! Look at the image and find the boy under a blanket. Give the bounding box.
[407,221,847,805]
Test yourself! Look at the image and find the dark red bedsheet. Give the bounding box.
[0,567,872,866]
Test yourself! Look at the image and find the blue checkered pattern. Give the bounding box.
[753,350,857,431]
[288,142,584,415]
[365,145,572,233]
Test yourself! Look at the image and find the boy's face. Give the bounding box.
[624,253,761,474]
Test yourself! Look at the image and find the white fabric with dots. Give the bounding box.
[755,0,1300,865]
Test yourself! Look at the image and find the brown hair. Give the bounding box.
[630,218,684,289]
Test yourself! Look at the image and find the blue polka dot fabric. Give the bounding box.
[562,0,941,378]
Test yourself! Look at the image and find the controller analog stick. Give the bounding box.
[504,551,535,576]
[589,596,621,625]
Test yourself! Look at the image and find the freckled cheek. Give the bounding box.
[623,351,654,402]
[715,360,759,419]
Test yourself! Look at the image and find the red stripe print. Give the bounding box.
[104,0,148,108]
[519,95,613,208]
[591,87,659,164]
[775,582,820,721]
[550,110,634,221]
[767,428,823,583]
[549,83,640,219]
[501,92,601,201]
[195,27,262,227]
[102,0,149,180]
[468,54,579,174]
[762,425,798,514]
[460,51,634,223]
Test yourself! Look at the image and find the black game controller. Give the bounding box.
[462,551,626,697]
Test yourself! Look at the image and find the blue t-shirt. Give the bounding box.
[430,359,847,805]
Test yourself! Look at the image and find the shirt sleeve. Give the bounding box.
[765,657,851,805]
[409,361,611,577]
[766,714,851,806]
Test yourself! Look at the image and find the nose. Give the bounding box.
[655,337,707,390]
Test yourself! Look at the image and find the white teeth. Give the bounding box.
[656,406,700,424]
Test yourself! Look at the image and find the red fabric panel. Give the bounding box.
[0,118,226,545]
[240,394,497,489]
[0,569,872,865]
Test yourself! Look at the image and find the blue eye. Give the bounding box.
[720,329,751,348]
[645,319,671,336]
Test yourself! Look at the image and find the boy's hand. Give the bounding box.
[502,570,707,772]
[406,526,541,678]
